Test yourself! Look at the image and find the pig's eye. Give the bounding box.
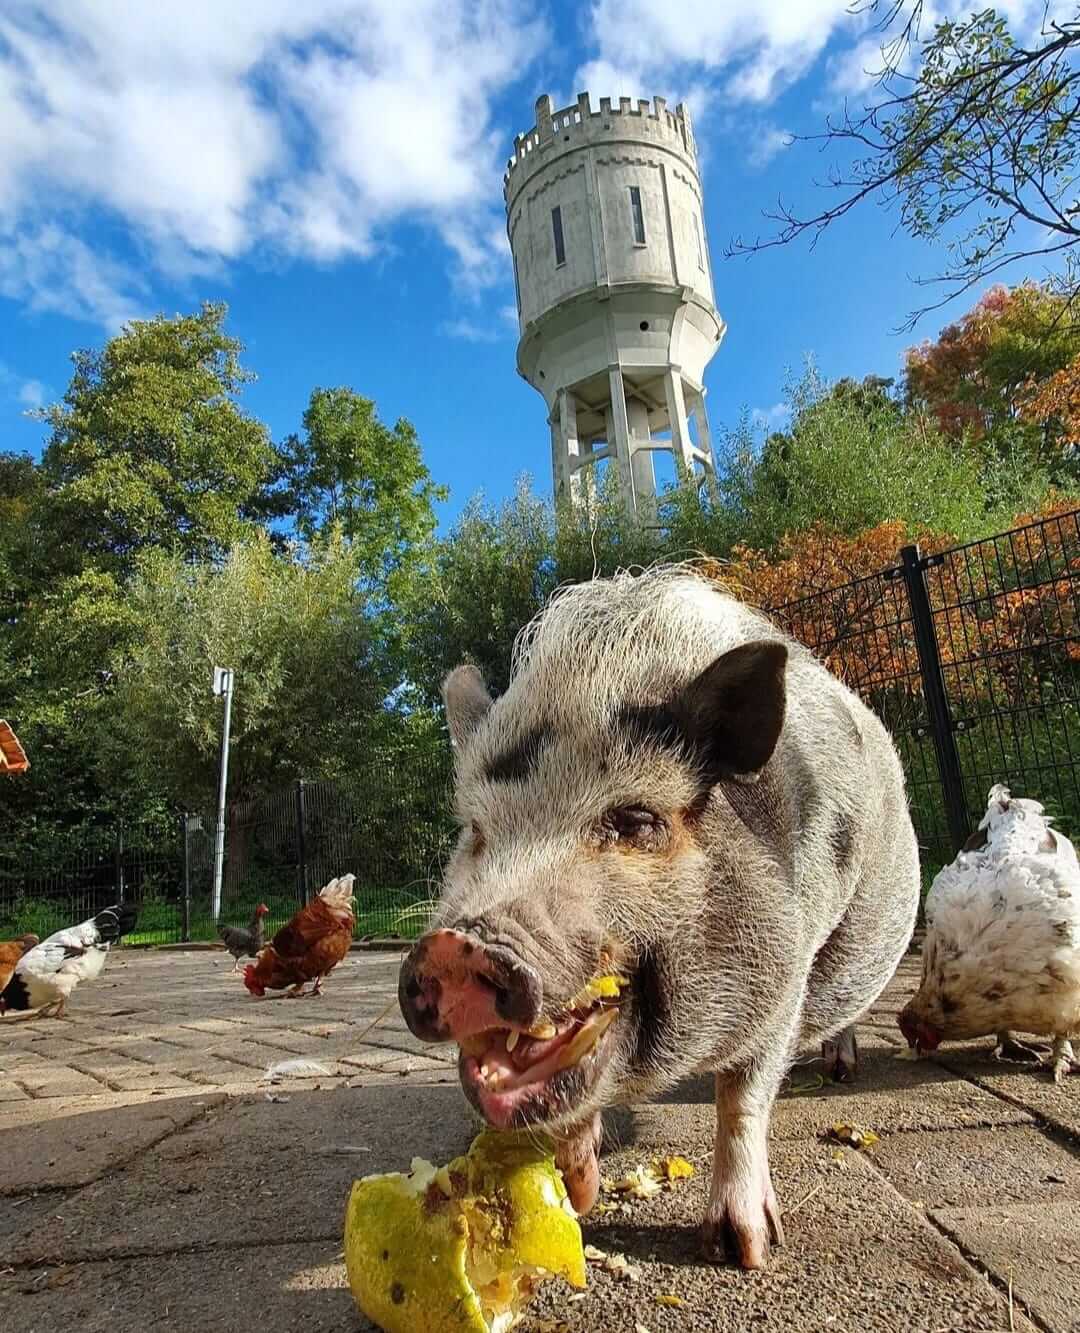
[599,806,667,850]
[469,821,486,856]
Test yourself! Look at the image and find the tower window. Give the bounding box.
[629,186,646,245]
[551,206,566,266]
[693,210,705,269]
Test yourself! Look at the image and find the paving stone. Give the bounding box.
[933,1042,1080,1143]
[0,1092,226,1195]
[7,1084,475,1263]
[871,1124,1080,1210]
[932,1202,1080,1333]
[14,1065,108,1099]
[527,1139,1037,1333]
[0,1240,356,1333]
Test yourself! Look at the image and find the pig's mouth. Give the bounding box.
[457,980,624,1129]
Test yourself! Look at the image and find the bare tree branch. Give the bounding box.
[730,4,1080,326]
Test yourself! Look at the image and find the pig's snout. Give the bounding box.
[398,927,543,1044]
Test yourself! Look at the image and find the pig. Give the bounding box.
[399,567,920,1269]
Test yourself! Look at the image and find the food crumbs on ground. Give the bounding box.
[656,1294,687,1307]
[825,1122,880,1150]
[343,1129,586,1333]
[609,1166,664,1199]
[655,1155,694,1180]
[787,1073,825,1093]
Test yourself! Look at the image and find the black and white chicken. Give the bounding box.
[0,901,139,1018]
[898,784,1080,1082]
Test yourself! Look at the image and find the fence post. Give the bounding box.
[295,779,308,906]
[115,820,126,903]
[180,814,192,943]
[897,544,970,852]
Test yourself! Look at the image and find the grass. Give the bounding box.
[0,890,437,947]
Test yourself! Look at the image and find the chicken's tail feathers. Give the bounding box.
[317,874,357,913]
[93,901,139,944]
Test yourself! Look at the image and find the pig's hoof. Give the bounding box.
[822,1025,858,1083]
[700,1195,784,1270]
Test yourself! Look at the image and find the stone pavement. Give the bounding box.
[1,944,1079,1332]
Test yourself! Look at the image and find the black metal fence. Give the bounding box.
[0,748,456,946]
[3,507,1078,942]
[770,506,1080,881]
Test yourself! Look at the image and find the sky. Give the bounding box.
[0,0,1069,528]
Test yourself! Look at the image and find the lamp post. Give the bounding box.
[211,666,235,922]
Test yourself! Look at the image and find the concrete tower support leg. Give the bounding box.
[559,390,582,505]
[607,367,637,507]
[626,396,656,506]
[664,370,696,480]
[692,390,715,473]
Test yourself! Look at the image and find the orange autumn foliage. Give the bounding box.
[697,498,1080,709]
[1021,354,1080,445]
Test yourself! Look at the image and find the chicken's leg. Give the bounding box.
[285,983,309,998]
[1051,1036,1080,1083]
[311,976,325,997]
[994,1030,1050,1062]
[231,956,241,973]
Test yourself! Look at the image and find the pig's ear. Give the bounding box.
[442,664,493,750]
[674,640,787,781]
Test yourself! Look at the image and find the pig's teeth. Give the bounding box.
[552,1008,619,1072]
[479,1064,489,1079]
[527,1021,557,1040]
[506,1029,520,1053]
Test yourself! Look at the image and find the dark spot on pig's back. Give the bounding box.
[485,727,550,783]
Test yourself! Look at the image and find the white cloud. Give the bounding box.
[0,1,545,324]
[747,126,792,170]
[579,0,1070,116]
[0,362,50,412]
[17,379,46,409]
[578,0,859,108]
[751,402,790,433]
[440,318,502,343]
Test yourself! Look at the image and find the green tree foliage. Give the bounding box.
[35,302,276,580]
[671,367,1048,558]
[399,481,556,703]
[99,534,396,812]
[277,387,446,586]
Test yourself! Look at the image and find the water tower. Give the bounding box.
[504,92,726,512]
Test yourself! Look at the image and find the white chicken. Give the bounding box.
[898,784,1080,1082]
[0,901,139,1018]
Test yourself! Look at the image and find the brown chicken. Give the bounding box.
[243,875,355,998]
[0,935,39,994]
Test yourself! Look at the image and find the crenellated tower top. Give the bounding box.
[504,92,696,202]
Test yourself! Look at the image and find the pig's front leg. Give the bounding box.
[701,1066,785,1269]
[555,1111,603,1215]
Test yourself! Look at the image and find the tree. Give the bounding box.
[398,481,556,704]
[98,534,397,813]
[35,302,276,580]
[707,366,1040,555]
[905,283,1080,451]
[734,5,1080,324]
[277,387,446,586]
